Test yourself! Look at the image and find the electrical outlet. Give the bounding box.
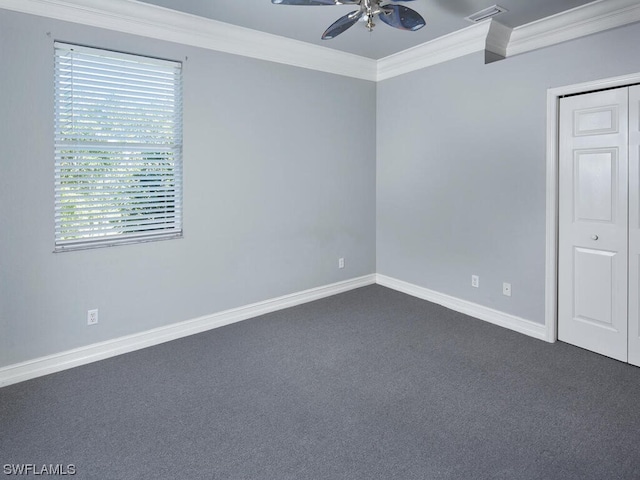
[87,309,98,325]
[471,275,479,288]
[338,257,345,269]
[503,282,512,297]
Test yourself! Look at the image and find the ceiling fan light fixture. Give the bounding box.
[464,5,507,23]
[273,0,425,39]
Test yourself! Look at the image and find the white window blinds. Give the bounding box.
[54,43,183,251]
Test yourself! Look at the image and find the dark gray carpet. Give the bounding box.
[1,285,640,479]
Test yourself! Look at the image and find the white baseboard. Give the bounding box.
[376,274,548,342]
[0,274,376,388]
[0,273,550,388]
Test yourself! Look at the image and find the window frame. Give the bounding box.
[53,42,183,252]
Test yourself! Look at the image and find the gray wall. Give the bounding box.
[3,8,639,370]
[377,22,640,324]
[0,10,377,367]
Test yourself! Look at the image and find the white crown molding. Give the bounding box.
[376,19,514,81]
[377,0,640,80]
[508,0,640,57]
[376,20,492,81]
[1,0,639,82]
[0,274,376,388]
[376,274,548,342]
[485,19,512,59]
[0,0,378,81]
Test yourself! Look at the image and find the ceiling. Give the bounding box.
[137,0,597,59]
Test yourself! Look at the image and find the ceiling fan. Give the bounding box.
[271,0,426,40]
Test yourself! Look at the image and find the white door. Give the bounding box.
[558,88,629,362]
[628,85,640,367]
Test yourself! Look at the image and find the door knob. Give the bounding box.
[592,235,599,240]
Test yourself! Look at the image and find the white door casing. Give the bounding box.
[628,85,640,367]
[558,88,629,362]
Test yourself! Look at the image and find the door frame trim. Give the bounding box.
[545,72,640,343]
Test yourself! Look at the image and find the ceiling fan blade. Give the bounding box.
[322,10,364,39]
[379,5,425,31]
[272,0,358,5]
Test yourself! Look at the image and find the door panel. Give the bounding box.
[558,88,629,362]
[628,85,640,367]
[573,105,620,136]
[573,247,616,329]
[574,149,617,223]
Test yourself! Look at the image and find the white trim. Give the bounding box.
[0,274,376,388]
[0,0,377,81]
[545,90,560,344]
[0,269,570,388]
[545,72,640,344]
[485,19,512,59]
[376,21,492,81]
[377,274,547,341]
[2,0,638,83]
[508,0,640,57]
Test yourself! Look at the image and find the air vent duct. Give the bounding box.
[465,5,507,23]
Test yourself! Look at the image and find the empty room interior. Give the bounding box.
[2,0,640,478]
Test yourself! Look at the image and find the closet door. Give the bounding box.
[629,85,640,367]
[558,88,629,362]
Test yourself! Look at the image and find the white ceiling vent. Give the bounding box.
[465,5,508,23]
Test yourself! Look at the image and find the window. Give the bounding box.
[54,42,183,251]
